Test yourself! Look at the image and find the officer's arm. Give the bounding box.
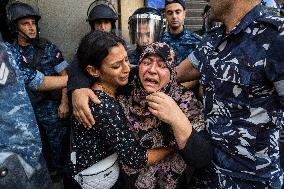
[176,58,201,83]
[38,75,67,91]
[265,34,284,128]
[58,70,69,118]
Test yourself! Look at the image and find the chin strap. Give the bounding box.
[17,29,35,44]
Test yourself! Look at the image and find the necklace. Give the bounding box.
[95,83,116,98]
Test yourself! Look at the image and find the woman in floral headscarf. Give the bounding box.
[118,42,209,189]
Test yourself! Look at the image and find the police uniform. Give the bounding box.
[127,47,142,66]
[0,43,53,188]
[10,40,69,173]
[161,29,201,65]
[188,4,284,188]
[162,0,202,65]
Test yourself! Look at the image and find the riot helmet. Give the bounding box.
[261,0,280,16]
[87,0,118,31]
[6,1,40,40]
[128,7,163,48]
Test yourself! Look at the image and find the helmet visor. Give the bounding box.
[129,13,162,48]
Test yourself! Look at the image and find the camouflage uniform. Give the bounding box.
[161,29,201,65]
[10,40,69,173]
[0,43,53,188]
[188,4,284,188]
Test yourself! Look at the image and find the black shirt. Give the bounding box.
[72,90,148,173]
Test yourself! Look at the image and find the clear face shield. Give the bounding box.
[129,13,162,48]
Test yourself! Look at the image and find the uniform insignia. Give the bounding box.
[0,62,9,85]
[56,52,61,59]
[22,55,28,63]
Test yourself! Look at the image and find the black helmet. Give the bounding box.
[87,1,118,31]
[7,1,41,23]
[130,7,162,19]
[6,1,40,37]
[261,0,280,16]
[128,7,163,47]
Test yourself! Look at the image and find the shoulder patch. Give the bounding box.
[22,55,28,64]
[55,52,61,59]
[0,62,9,85]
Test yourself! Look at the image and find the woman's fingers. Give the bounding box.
[148,106,159,117]
[147,101,160,110]
[146,92,164,104]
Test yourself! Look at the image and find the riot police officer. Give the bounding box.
[128,7,163,65]
[67,1,121,93]
[86,1,118,33]
[6,1,69,181]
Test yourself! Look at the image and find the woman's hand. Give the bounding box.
[147,92,192,149]
[72,88,101,128]
[146,92,184,125]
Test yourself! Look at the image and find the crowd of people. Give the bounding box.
[0,0,283,189]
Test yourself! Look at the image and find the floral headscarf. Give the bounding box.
[118,42,204,189]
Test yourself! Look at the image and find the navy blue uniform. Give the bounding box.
[188,4,284,188]
[0,43,53,188]
[10,39,69,173]
[161,29,201,65]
